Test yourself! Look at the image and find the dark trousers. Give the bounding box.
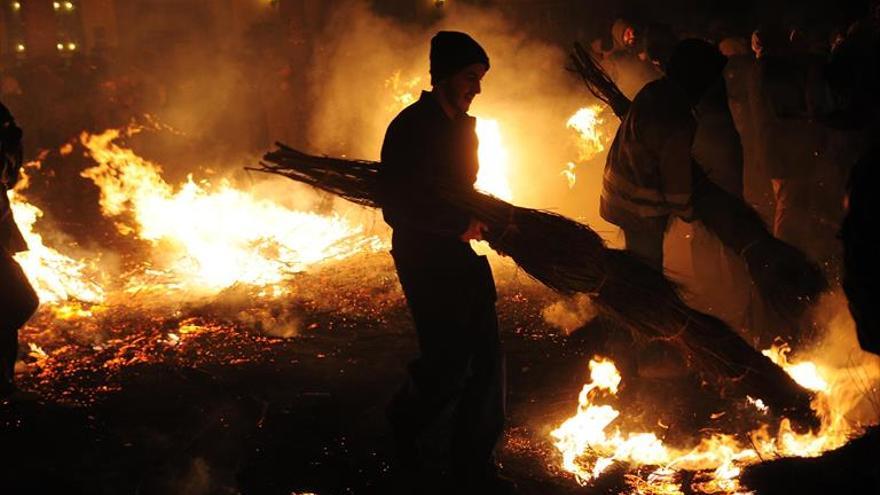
[388,252,505,491]
[621,215,669,271]
[0,251,39,390]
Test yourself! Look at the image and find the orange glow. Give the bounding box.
[79,128,382,295]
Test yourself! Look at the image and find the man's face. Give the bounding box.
[439,63,487,115]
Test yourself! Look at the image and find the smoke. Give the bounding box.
[800,292,880,426]
[542,293,598,334]
[305,1,618,230]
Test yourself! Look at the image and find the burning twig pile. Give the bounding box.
[569,42,828,333]
[253,146,818,428]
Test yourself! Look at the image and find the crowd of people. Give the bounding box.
[589,9,878,343]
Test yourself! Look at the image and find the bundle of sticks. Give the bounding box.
[253,146,818,429]
[570,42,828,329]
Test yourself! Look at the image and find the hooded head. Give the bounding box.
[665,38,727,103]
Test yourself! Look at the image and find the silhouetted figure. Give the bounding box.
[833,3,880,355]
[605,18,661,98]
[378,32,512,494]
[1,101,39,399]
[601,39,727,270]
[749,26,832,261]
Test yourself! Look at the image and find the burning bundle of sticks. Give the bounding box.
[253,146,818,429]
[569,42,828,331]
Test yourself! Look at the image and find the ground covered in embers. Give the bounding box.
[1,253,876,494]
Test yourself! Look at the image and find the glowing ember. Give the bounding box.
[474,118,513,201]
[27,342,49,364]
[79,128,381,295]
[567,105,606,161]
[562,162,577,189]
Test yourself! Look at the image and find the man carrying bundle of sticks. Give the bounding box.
[378,32,513,494]
[601,39,728,271]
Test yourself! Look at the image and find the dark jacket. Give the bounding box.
[1,102,26,255]
[601,78,696,229]
[379,91,483,269]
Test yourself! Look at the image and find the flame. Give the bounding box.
[384,71,422,110]
[567,105,606,162]
[9,164,105,304]
[762,343,829,393]
[550,343,875,493]
[79,128,381,295]
[550,358,672,484]
[28,342,49,366]
[562,162,577,189]
[384,72,513,201]
[474,118,513,201]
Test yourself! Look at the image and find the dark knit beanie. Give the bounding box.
[429,31,490,85]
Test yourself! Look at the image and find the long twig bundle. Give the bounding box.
[570,42,631,118]
[567,49,828,330]
[252,146,818,429]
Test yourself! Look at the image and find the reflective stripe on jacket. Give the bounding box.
[600,78,696,227]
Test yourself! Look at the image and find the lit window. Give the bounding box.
[56,43,65,51]
[65,1,74,10]
[12,1,21,11]
[67,42,77,50]
[15,43,26,53]
[53,1,61,10]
